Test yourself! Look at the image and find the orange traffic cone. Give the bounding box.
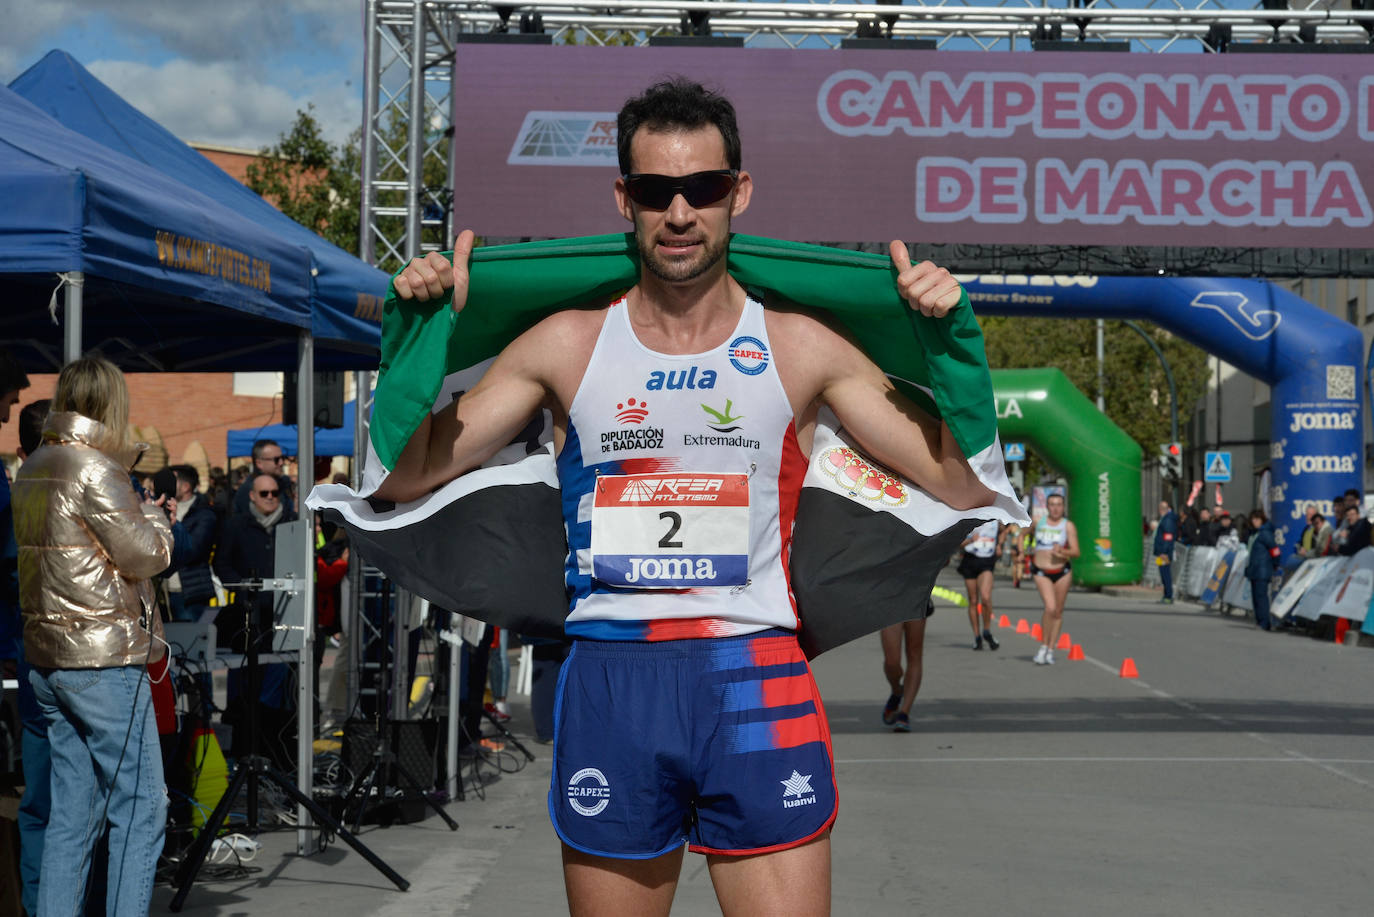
[999,614,1011,628]
[1031,623,1044,641]
[1015,619,1030,634]
[1119,658,1139,678]
[1334,617,1350,644]
[1069,644,1085,661]
[1056,633,1072,650]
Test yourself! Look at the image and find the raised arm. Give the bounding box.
[776,241,995,511]
[375,231,551,503]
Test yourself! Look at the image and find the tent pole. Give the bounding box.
[405,0,425,260]
[63,271,84,361]
[346,371,370,724]
[295,332,318,854]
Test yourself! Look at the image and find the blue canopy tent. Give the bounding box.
[10,50,384,364]
[227,400,357,458]
[0,83,322,371]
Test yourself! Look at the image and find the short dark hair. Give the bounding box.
[251,439,281,460]
[1312,512,1325,524]
[0,347,29,396]
[1344,488,1361,500]
[617,78,741,174]
[171,463,199,491]
[1250,509,1267,524]
[17,398,49,455]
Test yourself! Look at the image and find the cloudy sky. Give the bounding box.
[0,0,363,151]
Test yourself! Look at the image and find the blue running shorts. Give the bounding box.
[548,628,838,859]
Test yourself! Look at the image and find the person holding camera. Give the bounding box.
[13,355,174,917]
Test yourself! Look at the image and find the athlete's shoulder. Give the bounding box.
[762,295,861,356]
[517,302,611,352]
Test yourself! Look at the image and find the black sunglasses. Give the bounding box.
[622,169,739,210]
[261,455,284,464]
[257,489,280,498]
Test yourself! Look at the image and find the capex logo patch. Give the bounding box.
[728,336,769,376]
[567,767,611,816]
[602,396,664,454]
[818,446,908,507]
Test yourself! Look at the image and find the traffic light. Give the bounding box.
[1159,442,1183,480]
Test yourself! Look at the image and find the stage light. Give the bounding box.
[1205,22,1232,53]
[876,0,902,39]
[520,10,544,34]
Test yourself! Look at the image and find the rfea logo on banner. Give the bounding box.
[507,111,618,166]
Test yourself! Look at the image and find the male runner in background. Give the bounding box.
[383,79,994,916]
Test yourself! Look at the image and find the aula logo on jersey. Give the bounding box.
[728,336,769,375]
[646,366,717,390]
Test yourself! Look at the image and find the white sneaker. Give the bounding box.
[1045,650,1055,665]
[1033,645,1048,665]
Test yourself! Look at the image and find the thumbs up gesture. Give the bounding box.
[890,240,964,318]
[393,229,476,314]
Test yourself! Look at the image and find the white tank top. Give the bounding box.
[557,294,805,641]
[1034,516,1068,551]
[964,520,1000,558]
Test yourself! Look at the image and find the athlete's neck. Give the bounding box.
[627,266,746,355]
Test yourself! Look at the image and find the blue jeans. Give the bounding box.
[489,627,510,699]
[16,655,46,915]
[30,664,166,917]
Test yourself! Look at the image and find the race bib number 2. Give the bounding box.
[590,472,749,588]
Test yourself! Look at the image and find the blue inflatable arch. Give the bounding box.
[965,274,1363,558]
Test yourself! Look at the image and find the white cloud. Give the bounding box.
[5,0,357,62]
[87,57,360,150]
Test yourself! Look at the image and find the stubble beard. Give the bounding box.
[637,222,731,285]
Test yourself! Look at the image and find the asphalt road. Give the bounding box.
[153,571,1374,916]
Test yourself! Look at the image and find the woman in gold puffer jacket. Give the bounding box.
[13,355,173,916]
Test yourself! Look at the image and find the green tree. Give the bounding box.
[246,106,449,275]
[245,105,360,254]
[980,317,1210,484]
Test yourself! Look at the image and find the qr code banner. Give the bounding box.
[1326,365,1356,401]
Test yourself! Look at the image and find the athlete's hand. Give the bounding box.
[890,240,963,318]
[393,229,475,314]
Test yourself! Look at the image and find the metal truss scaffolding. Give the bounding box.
[361,1,1374,273]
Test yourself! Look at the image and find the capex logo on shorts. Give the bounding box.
[567,767,611,816]
[507,112,618,166]
[728,336,770,376]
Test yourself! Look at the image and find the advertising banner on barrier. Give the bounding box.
[453,45,1374,247]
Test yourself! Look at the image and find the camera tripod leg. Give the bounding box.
[344,752,385,834]
[169,761,254,912]
[389,755,459,831]
[483,710,535,762]
[263,764,409,892]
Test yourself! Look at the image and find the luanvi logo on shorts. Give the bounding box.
[507,112,618,166]
[780,770,817,809]
[567,767,611,816]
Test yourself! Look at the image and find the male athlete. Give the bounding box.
[381,80,994,917]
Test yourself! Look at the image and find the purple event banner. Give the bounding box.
[453,45,1374,247]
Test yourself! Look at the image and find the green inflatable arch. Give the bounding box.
[992,368,1143,586]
